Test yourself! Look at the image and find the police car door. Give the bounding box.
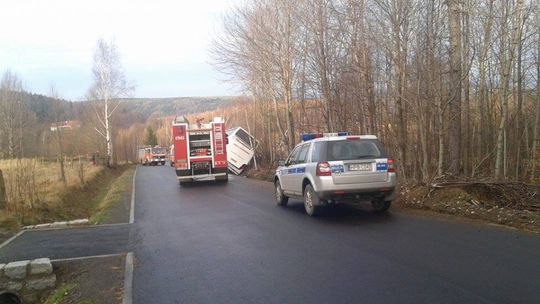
[281,145,301,193]
[288,143,310,195]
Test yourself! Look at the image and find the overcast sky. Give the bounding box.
[0,0,240,100]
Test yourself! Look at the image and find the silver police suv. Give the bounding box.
[274,134,397,216]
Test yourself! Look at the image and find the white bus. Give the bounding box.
[226,127,255,175]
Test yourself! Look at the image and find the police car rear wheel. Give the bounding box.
[303,184,320,216]
[275,181,288,206]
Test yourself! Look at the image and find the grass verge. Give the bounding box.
[44,283,78,304]
[90,166,135,224]
[43,254,124,304]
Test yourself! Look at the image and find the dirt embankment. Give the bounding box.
[245,167,275,182]
[396,181,540,233]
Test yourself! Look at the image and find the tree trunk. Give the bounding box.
[495,0,523,179]
[462,1,471,176]
[447,0,462,176]
[531,8,540,180]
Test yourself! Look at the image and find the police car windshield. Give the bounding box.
[327,140,382,161]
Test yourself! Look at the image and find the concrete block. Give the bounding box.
[21,292,38,304]
[5,280,23,291]
[34,223,51,229]
[49,221,68,228]
[0,263,5,275]
[26,274,56,290]
[4,260,29,279]
[68,219,89,225]
[29,258,53,275]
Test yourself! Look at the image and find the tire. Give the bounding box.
[303,184,321,216]
[179,181,191,187]
[161,161,166,166]
[170,161,174,167]
[216,175,228,183]
[275,180,288,206]
[372,200,391,213]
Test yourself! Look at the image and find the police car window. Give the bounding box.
[296,144,310,164]
[327,140,382,161]
[287,146,301,165]
[311,142,325,162]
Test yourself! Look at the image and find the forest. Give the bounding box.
[212,0,540,182]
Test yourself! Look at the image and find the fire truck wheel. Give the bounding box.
[161,161,166,166]
[275,180,289,206]
[216,176,228,183]
[179,181,191,187]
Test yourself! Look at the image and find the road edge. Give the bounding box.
[123,252,134,304]
[0,230,24,249]
[129,166,137,224]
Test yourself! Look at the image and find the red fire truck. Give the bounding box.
[171,116,228,184]
[138,146,167,166]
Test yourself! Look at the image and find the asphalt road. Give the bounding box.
[132,165,540,304]
[0,224,131,263]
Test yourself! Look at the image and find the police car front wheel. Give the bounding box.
[275,181,289,206]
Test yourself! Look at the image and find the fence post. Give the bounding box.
[0,169,6,210]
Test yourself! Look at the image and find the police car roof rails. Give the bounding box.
[300,132,348,142]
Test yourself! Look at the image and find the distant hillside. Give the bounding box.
[17,93,236,125]
[25,92,76,123]
[116,96,236,122]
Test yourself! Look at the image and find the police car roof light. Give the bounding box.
[300,132,349,142]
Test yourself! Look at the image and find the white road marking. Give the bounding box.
[21,222,130,232]
[0,230,25,249]
[123,252,134,304]
[50,253,123,262]
[130,167,137,224]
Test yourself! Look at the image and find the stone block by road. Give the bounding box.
[29,258,53,275]
[26,274,56,290]
[4,280,23,291]
[4,260,29,279]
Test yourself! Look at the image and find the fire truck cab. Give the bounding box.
[171,116,228,184]
[138,146,167,166]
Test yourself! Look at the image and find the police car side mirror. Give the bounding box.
[278,160,286,167]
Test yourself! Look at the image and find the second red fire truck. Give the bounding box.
[171,116,228,185]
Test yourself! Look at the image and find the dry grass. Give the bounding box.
[0,158,103,209]
[0,158,103,226]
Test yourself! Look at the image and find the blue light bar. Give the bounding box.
[301,132,349,142]
[301,134,316,142]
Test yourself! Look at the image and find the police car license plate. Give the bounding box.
[349,163,372,171]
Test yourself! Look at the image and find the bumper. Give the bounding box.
[313,173,397,202]
[176,167,228,181]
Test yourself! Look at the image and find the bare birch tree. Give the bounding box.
[87,38,133,167]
